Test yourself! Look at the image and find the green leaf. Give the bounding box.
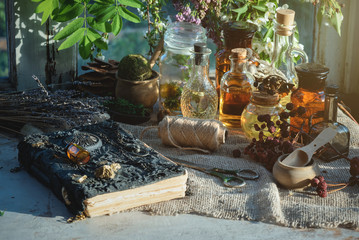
[95,6,116,23]
[87,28,102,42]
[95,0,115,4]
[32,0,43,2]
[94,38,108,50]
[330,11,342,36]
[87,17,112,32]
[118,6,140,23]
[34,0,59,25]
[53,4,83,22]
[79,35,92,59]
[88,3,108,15]
[118,0,144,8]
[58,27,85,51]
[112,14,122,36]
[54,17,84,40]
[252,5,266,12]
[232,4,248,21]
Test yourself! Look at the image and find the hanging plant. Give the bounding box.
[32,0,143,60]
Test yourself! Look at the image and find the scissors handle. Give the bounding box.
[209,171,246,188]
[212,168,259,180]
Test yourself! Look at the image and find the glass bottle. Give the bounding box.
[290,63,329,133]
[159,22,207,116]
[181,43,218,119]
[241,92,283,140]
[66,143,90,165]
[219,48,254,128]
[271,9,308,105]
[309,85,350,161]
[215,21,257,96]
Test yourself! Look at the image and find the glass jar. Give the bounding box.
[309,85,350,161]
[181,43,218,119]
[219,48,254,128]
[290,63,329,133]
[241,92,283,140]
[215,21,257,96]
[271,9,308,106]
[159,22,207,115]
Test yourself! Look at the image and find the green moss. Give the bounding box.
[117,54,152,81]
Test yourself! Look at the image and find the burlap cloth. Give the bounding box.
[119,110,359,229]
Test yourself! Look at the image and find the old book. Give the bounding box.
[18,121,187,217]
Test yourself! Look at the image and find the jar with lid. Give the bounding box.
[309,85,350,161]
[159,22,207,116]
[290,63,329,133]
[241,91,284,140]
[219,48,254,128]
[181,43,218,119]
[215,21,257,96]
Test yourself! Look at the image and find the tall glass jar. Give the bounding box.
[181,43,218,119]
[219,48,254,128]
[241,92,283,140]
[159,22,207,115]
[271,9,308,105]
[215,21,257,96]
[290,63,329,133]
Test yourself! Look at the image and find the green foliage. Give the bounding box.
[0,210,4,216]
[32,0,143,59]
[316,0,343,36]
[103,98,149,116]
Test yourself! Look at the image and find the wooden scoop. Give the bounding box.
[281,127,337,167]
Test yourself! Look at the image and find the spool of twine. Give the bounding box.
[143,116,227,153]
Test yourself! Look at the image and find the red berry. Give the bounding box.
[318,181,327,190]
[317,188,328,198]
[317,176,325,183]
[311,177,320,187]
[286,103,294,110]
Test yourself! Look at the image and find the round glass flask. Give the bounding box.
[241,92,283,140]
[159,22,207,115]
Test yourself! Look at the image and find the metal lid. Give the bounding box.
[325,84,339,94]
[295,63,329,77]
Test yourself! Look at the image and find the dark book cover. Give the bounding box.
[18,121,186,216]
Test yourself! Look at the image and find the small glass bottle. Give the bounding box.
[215,21,257,96]
[309,85,350,161]
[241,92,283,140]
[271,9,308,105]
[160,22,207,115]
[181,43,218,119]
[290,63,329,133]
[66,143,90,165]
[219,48,254,128]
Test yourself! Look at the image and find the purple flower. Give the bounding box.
[175,13,185,22]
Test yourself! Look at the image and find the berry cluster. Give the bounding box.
[311,176,328,198]
[254,75,295,96]
[349,157,359,186]
[243,103,309,171]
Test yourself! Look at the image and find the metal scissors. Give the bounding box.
[170,157,259,188]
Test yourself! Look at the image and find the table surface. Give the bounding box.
[1,135,359,239]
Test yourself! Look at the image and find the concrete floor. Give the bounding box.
[1,136,359,240]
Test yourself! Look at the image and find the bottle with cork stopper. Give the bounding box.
[181,43,218,119]
[271,9,308,105]
[215,22,257,97]
[219,48,254,128]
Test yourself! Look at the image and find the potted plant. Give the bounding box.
[115,54,159,109]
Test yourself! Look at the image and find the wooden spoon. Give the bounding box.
[281,127,337,167]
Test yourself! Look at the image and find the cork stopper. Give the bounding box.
[231,48,247,59]
[251,91,280,106]
[276,9,295,36]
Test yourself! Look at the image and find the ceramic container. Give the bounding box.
[273,153,320,189]
[115,70,159,109]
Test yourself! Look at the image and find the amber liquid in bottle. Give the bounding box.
[66,143,90,165]
[290,88,324,133]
